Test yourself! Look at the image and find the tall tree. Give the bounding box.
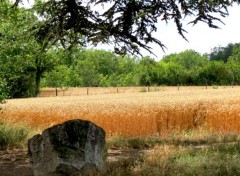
[136,56,158,86]
[162,50,208,84]
[26,0,240,56]
[0,2,51,97]
[0,78,7,104]
[209,43,237,63]
[199,61,229,85]
[227,44,240,85]
[228,43,240,62]
[162,50,207,70]
[44,65,72,95]
[0,4,37,97]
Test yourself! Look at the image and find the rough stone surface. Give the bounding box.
[28,119,106,176]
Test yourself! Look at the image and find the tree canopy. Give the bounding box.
[11,0,240,56]
[1,1,240,100]
[209,43,240,62]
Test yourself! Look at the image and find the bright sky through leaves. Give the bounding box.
[21,1,240,59]
[147,5,240,59]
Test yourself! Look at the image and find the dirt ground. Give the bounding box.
[0,149,33,176]
[0,148,142,176]
[0,142,237,175]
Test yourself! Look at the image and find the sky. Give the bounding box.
[93,4,240,60]
[149,5,240,60]
[21,1,240,60]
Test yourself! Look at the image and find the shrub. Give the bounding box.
[0,78,7,104]
[0,121,29,150]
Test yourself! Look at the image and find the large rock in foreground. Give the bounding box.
[28,119,106,176]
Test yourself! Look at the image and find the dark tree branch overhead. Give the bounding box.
[11,0,240,56]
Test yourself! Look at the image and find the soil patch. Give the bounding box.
[0,142,237,176]
[0,149,33,176]
[0,148,144,176]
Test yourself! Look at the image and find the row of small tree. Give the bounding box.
[1,1,240,99]
[41,48,240,89]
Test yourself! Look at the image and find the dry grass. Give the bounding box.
[1,86,240,137]
[105,143,240,176]
[38,86,214,97]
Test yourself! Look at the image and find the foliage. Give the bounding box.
[2,0,240,97]
[0,78,7,104]
[209,43,240,63]
[1,1,240,99]
[42,49,138,87]
[0,120,30,150]
[41,44,240,88]
[44,65,71,89]
[31,0,240,56]
[0,2,45,98]
[199,61,230,85]
[162,50,207,70]
[135,56,158,86]
[228,43,240,63]
[104,132,240,176]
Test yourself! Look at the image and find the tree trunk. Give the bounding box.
[35,67,43,96]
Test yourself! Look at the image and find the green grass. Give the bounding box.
[166,144,240,176]
[1,122,240,176]
[139,87,147,92]
[212,85,219,89]
[103,142,240,176]
[104,131,240,176]
[106,130,240,150]
[0,120,30,150]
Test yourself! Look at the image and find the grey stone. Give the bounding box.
[28,119,106,176]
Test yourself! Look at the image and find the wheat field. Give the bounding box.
[1,86,240,137]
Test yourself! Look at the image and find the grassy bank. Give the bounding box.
[0,120,31,150]
[1,87,240,175]
[104,133,240,176]
[104,143,240,176]
[1,122,240,175]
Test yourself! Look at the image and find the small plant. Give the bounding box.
[0,121,30,150]
[139,87,147,92]
[106,136,128,149]
[212,85,219,89]
[165,144,240,176]
[150,85,160,92]
[103,140,240,176]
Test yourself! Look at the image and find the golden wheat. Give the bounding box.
[1,86,240,137]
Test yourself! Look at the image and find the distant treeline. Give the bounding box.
[1,2,240,99]
[41,44,240,89]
